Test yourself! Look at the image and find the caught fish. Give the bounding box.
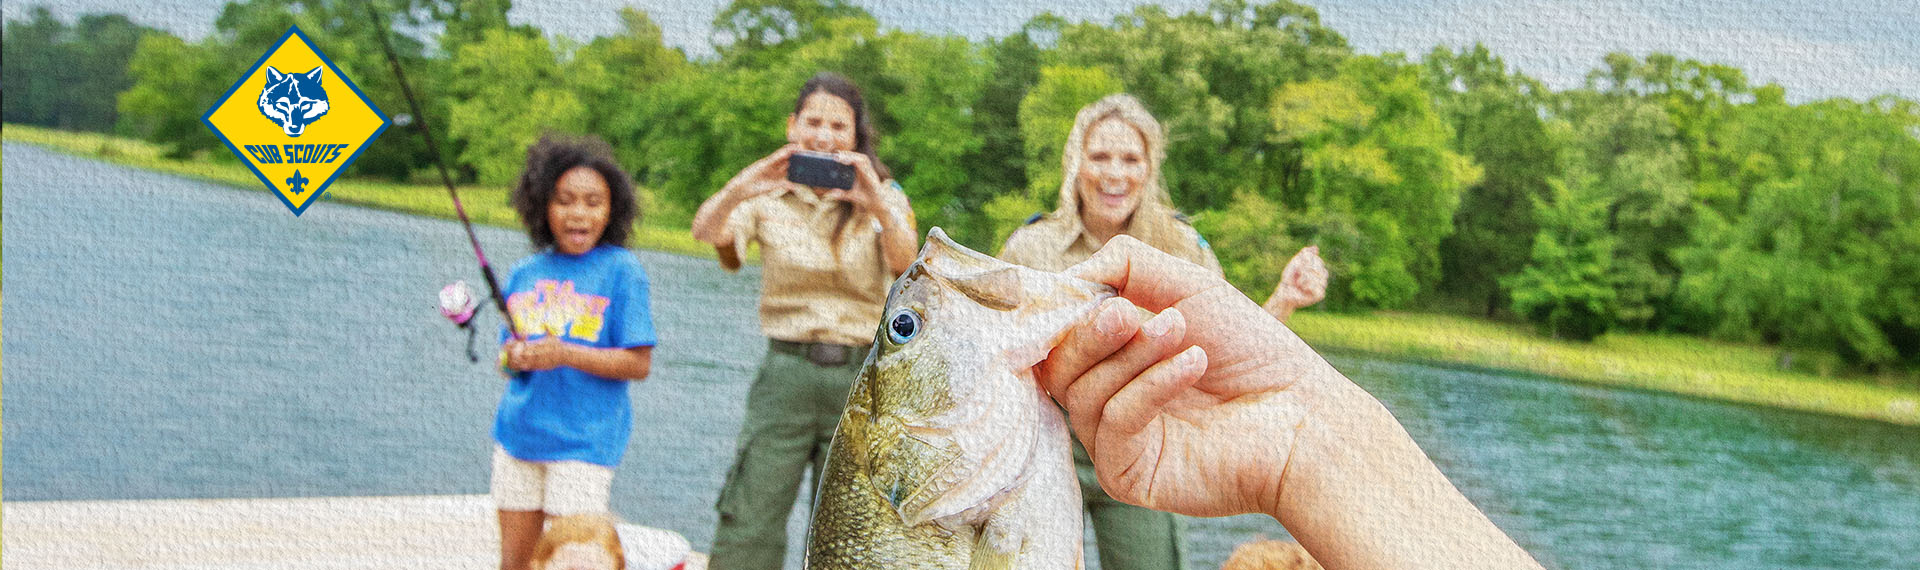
[805,227,1109,569]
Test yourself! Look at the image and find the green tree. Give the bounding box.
[623,13,994,237]
[1016,65,1124,203]
[1259,56,1478,308]
[1192,190,1308,299]
[443,28,592,185]
[1588,52,1750,201]
[1424,44,1559,317]
[1023,4,1486,307]
[861,32,993,237]
[1674,97,1920,368]
[617,62,796,221]
[1550,88,1692,329]
[115,0,454,177]
[1045,1,1350,212]
[4,8,157,132]
[948,29,1043,249]
[970,63,1123,251]
[1556,52,1751,331]
[3,7,67,127]
[1503,175,1618,341]
[710,0,871,68]
[118,32,232,157]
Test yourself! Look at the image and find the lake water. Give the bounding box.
[5,143,1917,569]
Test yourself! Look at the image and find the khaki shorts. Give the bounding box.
[490,447,614,515]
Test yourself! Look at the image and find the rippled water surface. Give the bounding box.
[6,144,1917,569]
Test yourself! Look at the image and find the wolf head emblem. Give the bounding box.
[257,67,329,137]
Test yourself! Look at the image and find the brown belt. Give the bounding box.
[769,339,866,367]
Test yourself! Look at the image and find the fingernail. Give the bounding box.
[1141,309,1179,338]
[1176,346,1205,370]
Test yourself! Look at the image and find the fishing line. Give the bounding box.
[357,0,524,342]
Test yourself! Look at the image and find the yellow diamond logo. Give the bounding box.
[204,26,387,216]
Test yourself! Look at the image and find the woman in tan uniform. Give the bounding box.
[999,93,1326,570]
[689,72,917,570]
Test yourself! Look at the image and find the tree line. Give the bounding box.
[6,0,1918,372]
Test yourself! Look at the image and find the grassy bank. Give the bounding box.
[9,124,1919,427]
[1289,311,1920,426]
[1,125,717,259]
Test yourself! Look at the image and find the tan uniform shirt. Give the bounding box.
[728,181,913,346]
[998,213,1224,275]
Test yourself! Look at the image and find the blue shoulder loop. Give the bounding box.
[1171,211,1208,249]
[1024,212,1044,225]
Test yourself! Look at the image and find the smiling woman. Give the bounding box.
[686,71,921,570]
[1000,94,1210,275]
[996,93,1331,569]
[996,92,1209,570]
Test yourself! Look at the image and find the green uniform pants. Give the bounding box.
[1077,441,1189,570]
[709,341,863,570]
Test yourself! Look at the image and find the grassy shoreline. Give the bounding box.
[9,124,1918,427]
[1,125,719,259]
[1290,311,1919,426]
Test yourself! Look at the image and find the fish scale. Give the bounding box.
[805,228,1107,569]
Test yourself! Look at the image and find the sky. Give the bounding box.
[7,0,1918,102]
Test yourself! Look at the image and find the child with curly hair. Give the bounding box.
[492,134,656,570]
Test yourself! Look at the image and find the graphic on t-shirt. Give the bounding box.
[506,279,611,342]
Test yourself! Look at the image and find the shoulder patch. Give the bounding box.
[1024,212,1044,226]
[1173,211,1192,224]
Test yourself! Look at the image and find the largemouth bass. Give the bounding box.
[805,227,1110,569]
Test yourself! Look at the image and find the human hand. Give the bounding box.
[724,144,800,201]
[1273,245,1328,310]
[1037,235,1339,518]
[503,336,574,372]
[822,151,884,211]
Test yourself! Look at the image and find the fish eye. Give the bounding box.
[887,309,920,345]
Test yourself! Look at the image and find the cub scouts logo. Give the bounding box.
[204,26,386,215]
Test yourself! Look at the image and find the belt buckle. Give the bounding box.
[805,343,849,367]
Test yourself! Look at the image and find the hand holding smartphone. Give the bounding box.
[785,150,857,190]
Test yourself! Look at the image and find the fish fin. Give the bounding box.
[968,530,1019,570]
[870,428,967,526]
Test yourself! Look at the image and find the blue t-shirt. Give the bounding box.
[493,245,657,466]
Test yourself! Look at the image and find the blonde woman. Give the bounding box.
[998,93,1325,569]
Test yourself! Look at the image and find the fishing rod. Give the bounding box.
[357,0,524,343]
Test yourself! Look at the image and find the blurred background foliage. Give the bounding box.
[6,0,1919,373]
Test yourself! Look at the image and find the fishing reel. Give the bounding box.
[439,280,483,362]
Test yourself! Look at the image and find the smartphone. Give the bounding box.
[786,151,857,190]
